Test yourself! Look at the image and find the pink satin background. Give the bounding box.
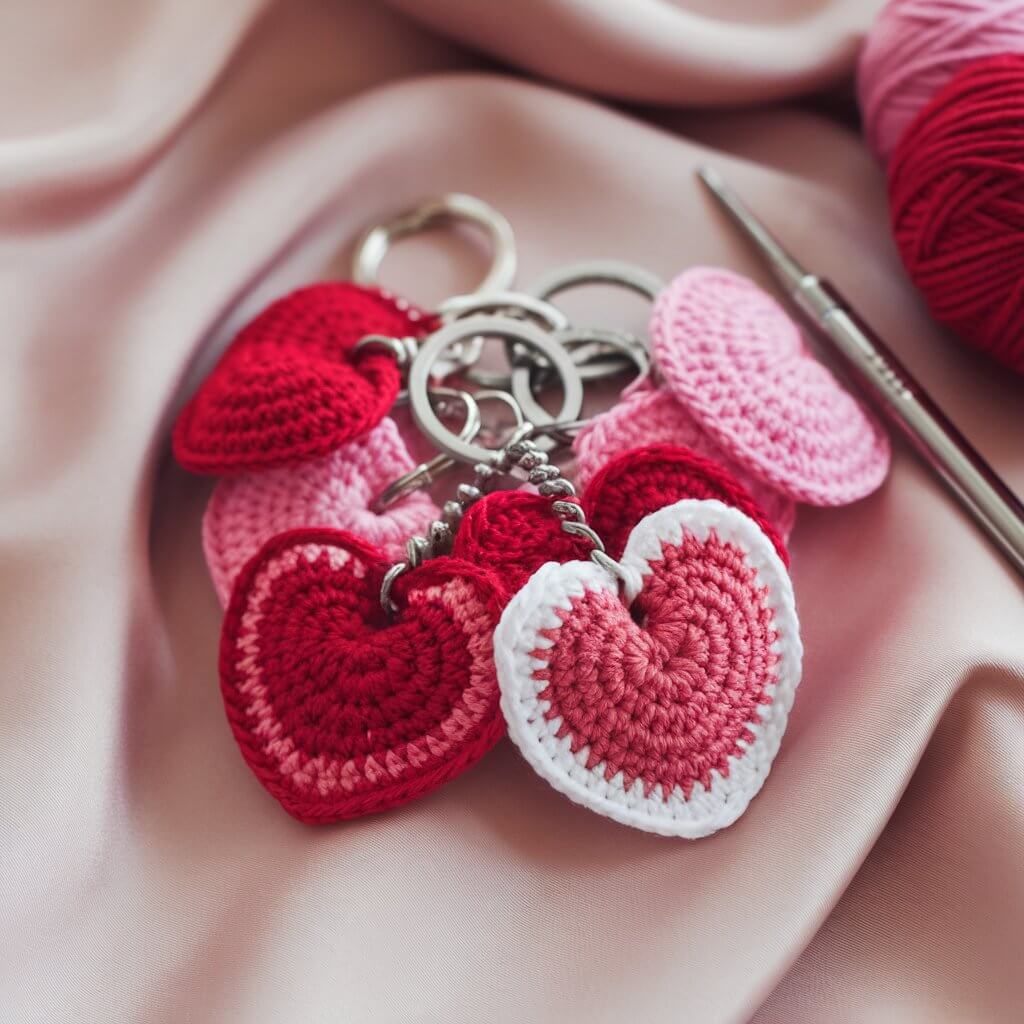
[2,2,1023,1022]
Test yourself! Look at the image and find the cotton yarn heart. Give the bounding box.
[582,444,789,566]
[220,528,505,823]
[495,500,801,838]
[453,490,593,596]
[174,283,428,475]
[573,383,796,539]
[650,267,890,506]
[203,417,439,606]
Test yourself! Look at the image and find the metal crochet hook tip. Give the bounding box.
[696,165,807,293]
[694,164,1024,581]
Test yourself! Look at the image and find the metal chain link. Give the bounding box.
[379,426,629,613]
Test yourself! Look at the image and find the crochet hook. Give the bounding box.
[697,164,1024,580]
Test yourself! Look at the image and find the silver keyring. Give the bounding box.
[351,194,517,296]
[408,315,583,465]
[528,259,665,304]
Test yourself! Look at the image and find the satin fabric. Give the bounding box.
[2,2,1022,1022]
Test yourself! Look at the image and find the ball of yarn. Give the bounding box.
[858,0,1024,164]
[888,54,1024,373]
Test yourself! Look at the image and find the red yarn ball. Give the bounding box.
[888,54,1024,373]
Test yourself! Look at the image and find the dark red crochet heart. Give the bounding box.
[452,490,593,596]
[581,444,790,565]
[219,528,506,823]
[174,283,431,475]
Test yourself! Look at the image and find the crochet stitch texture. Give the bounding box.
[219,528,506,823]
[583,443,790,565]
[453,490,593,594]
[174,283,428,475]
[649,267,890,506]
[203,417,438,606]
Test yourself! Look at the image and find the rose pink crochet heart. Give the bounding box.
[495,500,801,837]
[174,283,430,475]
[573,383,797,540]
[220,528,505,823]
[649,267,890,506]
[203,417,438,606]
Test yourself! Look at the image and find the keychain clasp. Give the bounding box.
[351,193,517,298]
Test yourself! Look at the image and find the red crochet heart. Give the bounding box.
[219,528,505,823]
[174,283,430,475]
[452,490,593,595]
[581,444,790,565]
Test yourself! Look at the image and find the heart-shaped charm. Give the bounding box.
[494,500,801,837]
[582,443,790,565]
[649,267,890,506]
[220,528,505,823]
[453,490,593,595]
[573,383,796,539]
[203,417,439,606]
[174,283,430,475]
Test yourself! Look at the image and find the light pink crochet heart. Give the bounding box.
[495,499,801,838]
[650,267,890,506]
[573,382,797,540]
[203,417,438,606]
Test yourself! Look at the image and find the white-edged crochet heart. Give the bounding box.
[494,499,802,838]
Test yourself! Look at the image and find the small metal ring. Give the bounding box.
[528,259,665,304]
[371,389,482,512]
[561,520,605,552]
[353,333,419,366]
[408,315,583,465]
[351,193,517,296]
[380,562,409,615]
[470,388,526,448]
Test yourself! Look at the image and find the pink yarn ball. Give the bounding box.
[857,0,1024,164]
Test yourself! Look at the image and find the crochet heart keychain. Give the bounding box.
[494,481,801,838]
[174,194,518,476]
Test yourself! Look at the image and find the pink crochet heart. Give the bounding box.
[203,417,438,606]
[495,499,801,837]
[649,267,890,506]
[573,383,796,539]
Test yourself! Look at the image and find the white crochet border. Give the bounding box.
[494,499,803,838]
